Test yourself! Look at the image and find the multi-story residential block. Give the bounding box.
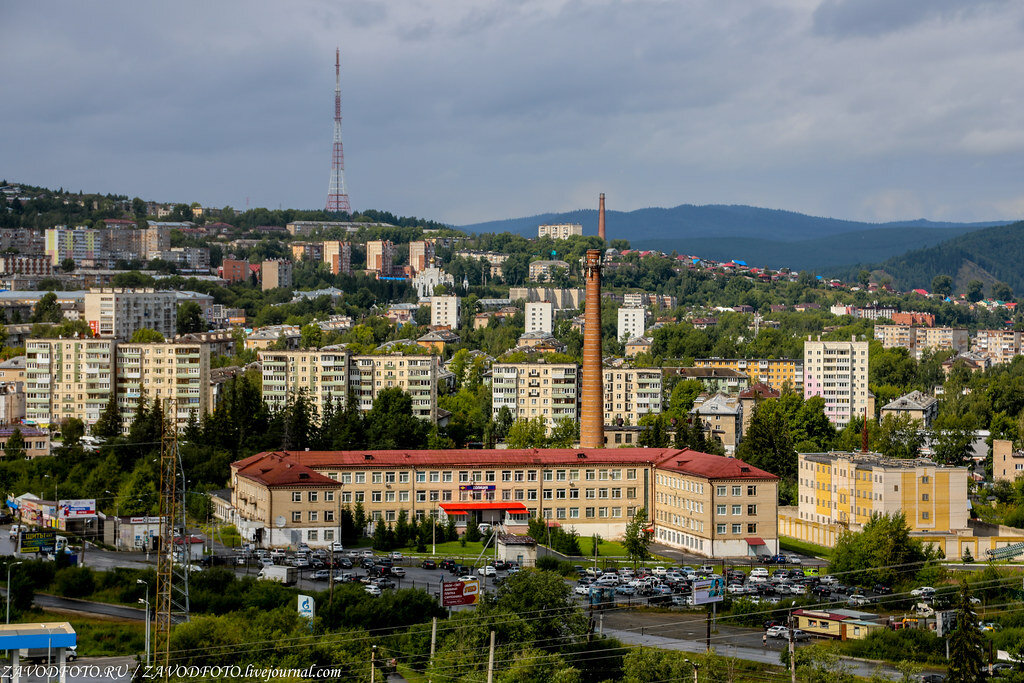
[653,450,778,557]
[538,223,583,239]
[322,241,352,275]
[220,258,250,284]
[797,451,969,533]
[491,362,579,431]
[0,382,25,424]
[259,348,350,417]
[142,223,183,258]
[366,240,395,276]
[694,358,803,393]
[622,292,678,309]
[509,287,585,309]
[83,288,177,340]
[289,242,324,263]
[803,336,870,427]
[524,301,554,335]
[26,338,116,428]
[115,341,210,430]
[45,227,105,267]
[430,295,461,329]
[603,367,661,426]
[874,325,969,360]
[625,337,653,358]
[408,240,435,275]
[453,250,508,278]
[0,254,52,278]
[286,220,377,236]
[0,228,45,255]
[690,393,742,454]
[879,390,938,427]
[665,367,750,393]
[528,260,570,282]
[348,354,439,422]
[974,329,1021,365]
[261,259,293,291]
[993,440,1024,483]
[617,306,648,342]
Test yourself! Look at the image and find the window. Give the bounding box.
[292,511,301,522]
[732,486,741,496]
[717,505,726,515]
[372,491,382,503]
[399,472,409,484]
[921,476,930,484]
[747,504,757,515]
[442,472,453,482]
[626,487,637,498]
[308,530,318,541]
[585,489,596,499]
[385,472,396,484]
[324,530,334,541]
[308,511,318,522]
[627,469,637,480]
[747,485,757,496]
[569,508,579,518]
[922,511,930,520]
[291,492,301,502]
[921,494,929,502]
[325,491,334,502]
[416,471,427,483]
[598,507,609,518]
[354,492,365,502]
[585,507,595,518]
[611,488,622,499]
[747,523,757,534]
[717,524,726,534]
[731,524,741,534]
[716,486,726,496]
[385,492,396,502]
[372,472,383,484]
[354,473,365,484]
[585,469,596,480]
[732,505,741,515]
[430,471,440,482]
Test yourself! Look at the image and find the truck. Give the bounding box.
[19,646,77,663]
[257,565,297,586]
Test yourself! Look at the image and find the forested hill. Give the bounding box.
[833,220,1024,293]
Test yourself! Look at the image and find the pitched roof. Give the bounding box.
[655,450,778,481]
[881,390,937,412]
[234,452,341,488]
[739,382,780,399]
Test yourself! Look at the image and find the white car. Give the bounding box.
[847,594,870,606]
[595,575,619,586]
[575,584,591,596]
[698,565,716,574]
[390,552,404,560]
[819,575,838,585]
[364,584,382,596]
[331,542,344,552]
[786,556,802,565]
[651,567,667,577]
[478,565,496,577]
[910,587,935,597]
[750,568,769,578]
[311,569,331,580]
[789,584,807,596]
[390,567,406,577]
[727,583,747,594]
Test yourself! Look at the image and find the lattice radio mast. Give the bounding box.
[155,399,190,673]
[326,47,351,213]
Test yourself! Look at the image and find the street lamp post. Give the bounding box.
[683,659,699,683]
[137,579,150,666]
[6,561,23,624]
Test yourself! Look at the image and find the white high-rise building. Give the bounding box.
[430,295,461,329]
[617,307,648,342]
[525,301,554,335]
[803,336,870,427]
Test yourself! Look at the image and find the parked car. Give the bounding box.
[911,587,936,597]
[766,626,789,639]
[595,575,620,586]
[390,567,406,578]
[872,584,892,595]
[389,552,404,560]
[847,594,871,607]
[585,567,603,577]
[615,585,636,596]
[331,542,344,552]
[671,595,693,607]
[311,569,331,580]
[420,559,437,570]
[786,556,802,565]
[811,585,832,597]
[750,568,769,578]
[478,565,497,577]
[374,578,396,589]
[698,565,716,574]
[651,566,668,576]
[364,584,382,596]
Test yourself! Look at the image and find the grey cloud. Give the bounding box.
[812,0,1008,38]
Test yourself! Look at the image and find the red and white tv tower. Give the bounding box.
[326,47,351,213]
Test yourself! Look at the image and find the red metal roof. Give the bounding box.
[235,452,340,488]
[655,450,778,481]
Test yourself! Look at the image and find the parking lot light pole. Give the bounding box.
[6,561,23,624]
[137,579,150,666]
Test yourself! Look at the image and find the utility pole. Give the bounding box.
[789,609,796,683]
[370,645,376,683]
[706,605,711,652]
[486,631,495,683]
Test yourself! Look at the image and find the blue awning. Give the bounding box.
[0,623,76,651]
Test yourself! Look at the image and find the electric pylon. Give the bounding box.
[154,399,189,673]
[326,47,351,213]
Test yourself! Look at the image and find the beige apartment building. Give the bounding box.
[408,240,434,275]
[528,260,570,282]
[653,451,778,557]
[322,241,352,275]
[879,390,938,427]
[538,223,583,239]
[258,347,350,417]
[115,341,210,431]
[0,356,26,383]
[695,357,803,393]
[26,338,116,428]
[803,337,870,427]
[261,259,293,291]
[365,240,394,276]
[993,439,1024,483]
[874,325,969,360]
[604,367,662,426]
[690,393,742,454]
[491,362,579,430]
[796,451,969,533]
[84,288,177,340]
[974,329,1021,365]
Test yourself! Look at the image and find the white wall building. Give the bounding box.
[412,267,454,299]
[430,295,461,329]
[617,307,649,342]
[802,336,870,427]
[525,301,554,335]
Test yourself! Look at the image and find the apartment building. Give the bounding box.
[538,223,583,239]
[509,287,585,310]
[430,295,461,329]
[45,227,105,267]
[259,348,350,417]
[453,250,507,278]
[142,223,175,258]
[289,242,324,263]
[622,292,678,310]
[231,448,664,548]
[261,259,293,291]
[525,301,554,335]
[322,241,352,275]
[879,390,938,427]
[974,329,1021,365]
[26,338,116,428]
[874,325,969,360]
[348,354,439,422]
[604,367,662,426]
[694,358,803,393]
[653,450,778,557]
[83,288,177,340]
[802,337,870,427]
[408,240,435,275]
[0,383,25,425]
[491,362,579,431]
[528,260,570,282]
[690,393,742,454]
[617,307,648,342]
[115,342,210,430]
[0,254,52,278]
[221,259,250,284]
[366,240,395,276]
[797,451,969,533]
[993,439,1024,483]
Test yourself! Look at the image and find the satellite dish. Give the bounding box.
[275,516,286,528]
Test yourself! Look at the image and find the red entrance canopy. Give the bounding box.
[744,537,766,546]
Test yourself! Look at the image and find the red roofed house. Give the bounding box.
[230,448,779,557]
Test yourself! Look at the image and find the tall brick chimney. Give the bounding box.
[598,193,606,241]
[580,248,604,448]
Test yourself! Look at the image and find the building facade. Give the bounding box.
[974,329,1021,365]
[694,358,803,393]
[221,259,250,283]
[115,341,210,430]
[993,439,1024,483]
[524,301,554,335]
[408,240,435,275]
[528,260,570,282]
[879,390,938,427]
[83,288,177,340]
[874,325,969,360]
[603,367,662,426]
[26,338,116,428]
[537,223,583,239]
[802,337,870,427]
[617,307,648,342]
[322,241,352,275]
[259,348,350,417]
[45,227,105,267]
[261,259,293,291]
[491,362,579,431]
[366,240,395,276]
[430,295,461,329]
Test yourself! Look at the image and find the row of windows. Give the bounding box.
[322,468,638,485]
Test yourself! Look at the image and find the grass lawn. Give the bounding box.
[400,540,489,558]
[21,610,144,657]
[576,537,630,558]
[780,536,833,559]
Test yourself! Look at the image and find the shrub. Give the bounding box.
[53,566,97,599]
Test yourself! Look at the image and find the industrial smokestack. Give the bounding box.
[580,248,604,448]
[598,193,606,241]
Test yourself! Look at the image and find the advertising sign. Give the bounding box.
[20,529,56,554]
[458,485,495,492]
[298,594,315,619]
[442,579,480,607]
[692,576,725,605]
[59,499,97,519]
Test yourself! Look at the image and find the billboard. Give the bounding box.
[298,595,315,619]
[442,579,481,607]
[692,577,725,605]
[20,529,56,554]
[58,499,97,519]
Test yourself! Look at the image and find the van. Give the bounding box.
[9,524,22,541]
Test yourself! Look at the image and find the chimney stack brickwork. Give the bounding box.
[581,249,605,448]
[598,193,606,241]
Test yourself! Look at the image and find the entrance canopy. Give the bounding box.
[439,502,529,514]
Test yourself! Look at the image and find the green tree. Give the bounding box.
[622,507,652,566]
[31,292,64,323]
[59,258,75,273]
[931,275,953,298]
[92,392,122,438]
[547,417,579,447]
[299,323,322,349]
[876,413,925,459]
[59,418,85,447]
[966,279,985,302]
[363,387,429,449]
[829,512,939,586]
[946,580,985,683]
[353,502,367,538]
[464,516,481,543]
[130,328,165,343]
[736,399,797,478]
[3,426,25,459]
[505,416,548,449]
[176,301,205,335]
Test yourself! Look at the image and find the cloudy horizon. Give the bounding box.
[3,0,1024,226]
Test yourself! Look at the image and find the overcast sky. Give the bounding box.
[3,0,1024,226]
